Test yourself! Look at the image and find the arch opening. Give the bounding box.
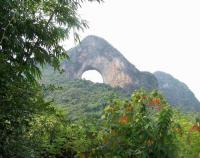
[81,70,104,83]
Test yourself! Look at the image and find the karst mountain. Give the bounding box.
[42,35,200,112]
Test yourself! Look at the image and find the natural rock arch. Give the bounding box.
[81,69,104,83]
[61,35,158,91]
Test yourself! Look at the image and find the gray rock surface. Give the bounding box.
[61,35,158,91]
[154,71,200,112]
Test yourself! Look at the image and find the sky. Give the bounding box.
[64,0,200,101]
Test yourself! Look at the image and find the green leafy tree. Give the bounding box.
[96,90,178,158]
[0,0,102,157]
[0,0,102,80]
[0,67,54,157]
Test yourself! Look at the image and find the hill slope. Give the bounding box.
[154,71,200,112]
[40,66,129,119]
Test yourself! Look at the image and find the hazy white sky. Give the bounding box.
[65,0,200,101]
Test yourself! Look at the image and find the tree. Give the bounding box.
[0,67,54,157]
[0,0,102,157]
[97,90,178,158]
[0,0,102,80]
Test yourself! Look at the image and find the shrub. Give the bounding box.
[97,90,178,158]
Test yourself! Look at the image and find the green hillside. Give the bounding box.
[41,65,200,118]
[37,67,200,157]
[40,66,129,119]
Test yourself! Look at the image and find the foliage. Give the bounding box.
[96,90,178,158]
[0,65,54,157]
[0,0,102,81]
[0,1,200,157]
[24,109,101,158]
[0,0,102,157]
[40,66,200,157]
[174,111,200,158]
[25,90,200,158]
[27,107,77,158]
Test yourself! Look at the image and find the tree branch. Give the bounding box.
[0,16,15,44]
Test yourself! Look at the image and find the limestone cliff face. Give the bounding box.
[61,35,158,91]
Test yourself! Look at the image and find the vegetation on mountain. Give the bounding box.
[0,0,200,157]
[22,88,200,158]
[40,66,200,157]
[154,71,200,112]
[41,66,129,119]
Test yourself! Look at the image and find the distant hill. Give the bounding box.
[154,71,200,112]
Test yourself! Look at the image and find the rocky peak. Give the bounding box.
[61,35,158,91]
[154,71,200,112]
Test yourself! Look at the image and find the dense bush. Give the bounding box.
[175,111,200,157]
[97,90,177,158]
[28,90,200,158]
[0,65,53,157]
